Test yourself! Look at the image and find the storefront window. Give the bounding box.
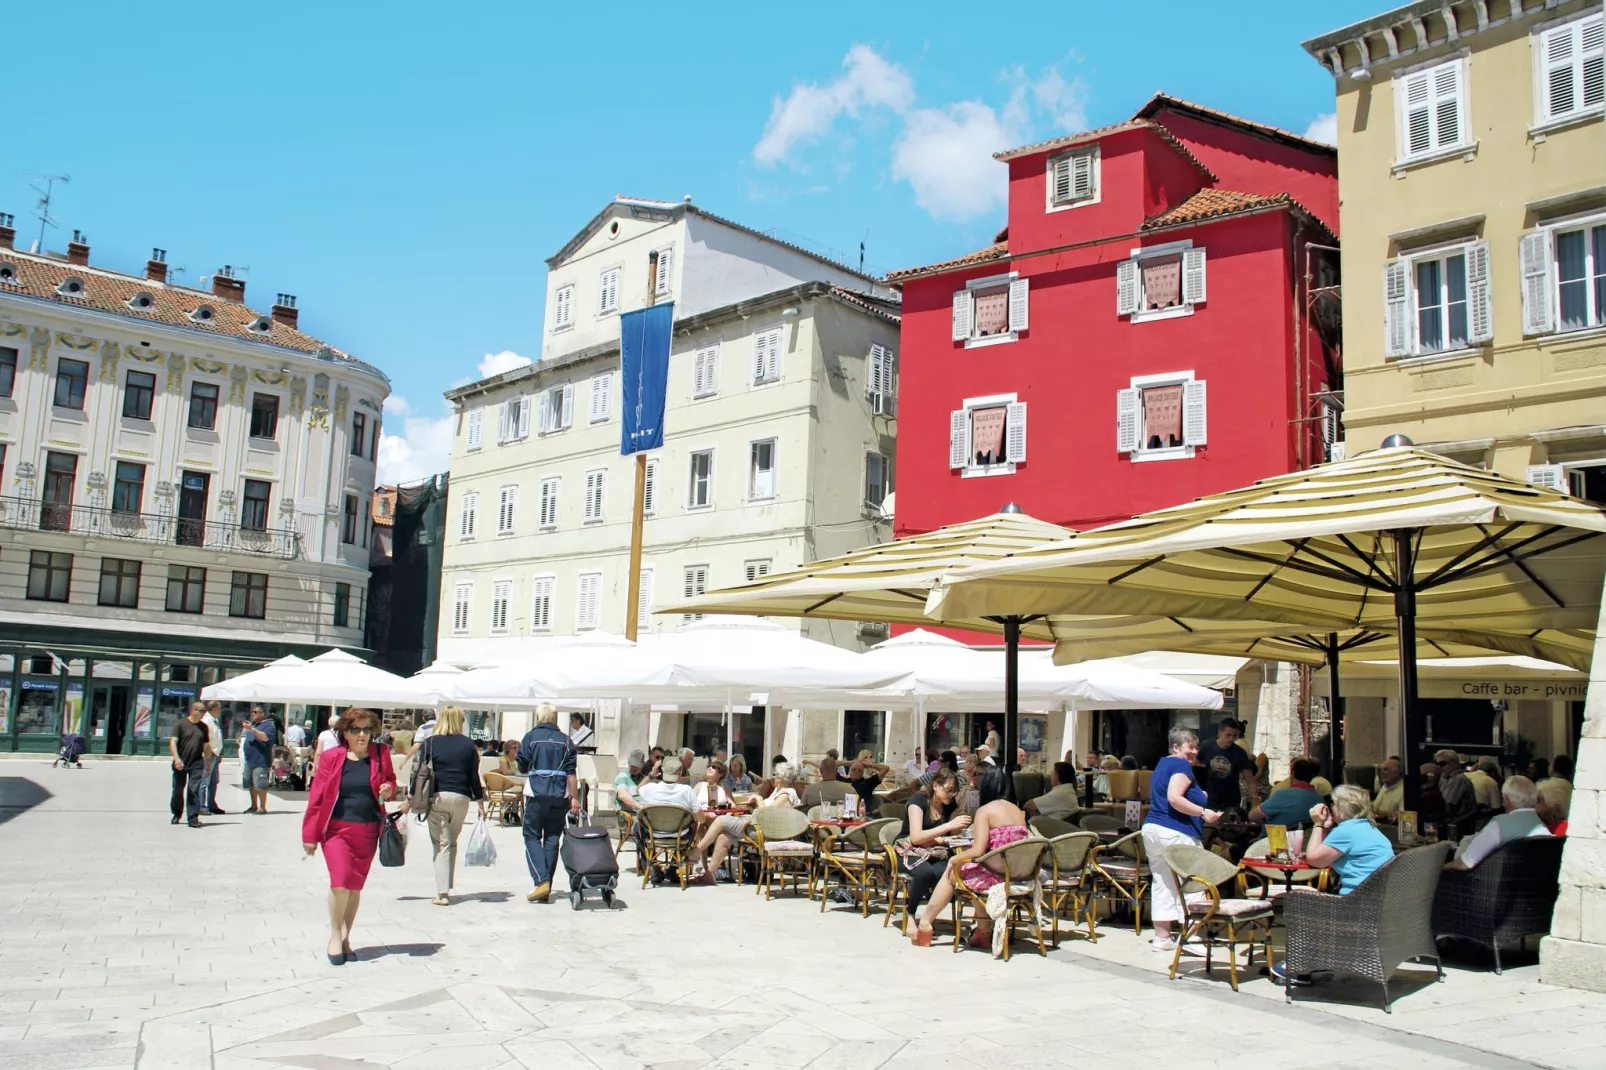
[156,678,199,741]
[0,654,13,734]
[16,679,62,735]
[684,713,725,757]
[843,710,884,762]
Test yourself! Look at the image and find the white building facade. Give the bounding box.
[438,198,899,762]
[0,221,388,754]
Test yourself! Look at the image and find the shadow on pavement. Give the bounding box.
[359,943,444,961]
[0,778,52,826]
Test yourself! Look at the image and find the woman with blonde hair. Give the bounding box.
[419,705,485,906]
[723,753,754,795]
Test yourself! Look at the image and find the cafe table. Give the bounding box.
[1237,854,1325,895]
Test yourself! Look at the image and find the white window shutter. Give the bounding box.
[466,408,483,450]
[1116,389,1139,453]
[1007,277,1030,332]
[1116,260,1139,316]
[1073,151,1095,198]
[1465,240,1493,343]
[637,568,654,630]
[692,350,706,397]
[1526,464,1567,491]
[1433,61,1463,149]
[948,409,971,470]
[1182,380,1208,447]
[951,290,973,341]
[1519,230,1555,336]
[1182,249,1207,305]
[537,393,551,434]
[1050,155,1073,203]
[643,459,657,515]
[1383,260,1412,357]
[560,384,574,428]
[1004,402,1027,464]
[497,401,511,444]
[517,395,531,438]
[753,334,767,381]
[655,247,672,295]
[1584,16,1606,110]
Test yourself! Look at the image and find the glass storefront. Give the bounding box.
[16,678,62,735]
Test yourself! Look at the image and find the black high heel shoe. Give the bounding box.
[342,941,355,963]
[327,952,345,966]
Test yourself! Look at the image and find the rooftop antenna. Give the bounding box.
[21,173,70,252]
[860,228,870,274]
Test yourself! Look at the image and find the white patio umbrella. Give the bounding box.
[201,649,437,709]
[450,634,639,708]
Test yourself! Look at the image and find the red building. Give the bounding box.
[890,95,1341,538]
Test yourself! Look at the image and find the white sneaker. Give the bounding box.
[1150,936,1177,953]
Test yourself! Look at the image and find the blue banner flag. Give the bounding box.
[620,302,674,455]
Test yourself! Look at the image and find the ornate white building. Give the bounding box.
[0,217,389,754]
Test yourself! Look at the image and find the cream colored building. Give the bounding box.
[1304,0,1605,495]
[0,221,387,753]
[437,198,899,762]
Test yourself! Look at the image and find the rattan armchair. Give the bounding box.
[1088,830,1150,934]
[881,822,913,929]
[1433,836,1565,973]
[1283,841,1454,1011]
[1078,813,1122,834]
[1042,831,1099,946]
[951,837,1050,961]
[819,818,899,917]
[482,772,524,825]
[1162,844,1275,992]
[1027,815,1076,839]
[637,805,695,890]
[752,806,815,900]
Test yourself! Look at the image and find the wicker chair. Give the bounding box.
[818,818,899,917]
[636,805,695,890]
[1162,845,1276,992]
[1283,841,1454,1012]
[752,806,814,900]
[1078,813,1122,834]
[881,822,912,929]
[951,837,1050,961]
[1042,831,1099,946]
[1433,836,1565,974]
[482,772,524,825]
[1028,815,1076,839]
[613,808,637,860]
[1088,830,1150,934]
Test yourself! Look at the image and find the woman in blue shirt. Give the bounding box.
[1141,726,1224,953]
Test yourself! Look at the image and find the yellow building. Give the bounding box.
[1304,0,1605,498]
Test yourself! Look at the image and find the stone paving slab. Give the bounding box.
[3,760,1602,1069]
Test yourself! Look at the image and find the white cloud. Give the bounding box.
[754,44,916,167]
[376,393,454,486]
[477,349,533,379]
[1304,112,1338,145]
[756,46,1091,222]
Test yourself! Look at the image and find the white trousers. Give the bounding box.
[1141,824,1201,925]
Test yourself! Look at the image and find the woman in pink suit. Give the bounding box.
[302,707,404,964]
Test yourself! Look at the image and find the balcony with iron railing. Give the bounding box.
[0,496,303,559]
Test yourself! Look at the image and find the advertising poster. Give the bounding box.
[134,688,154,738]
[0,684,9,733]
[1019,715,1046,754]
[973,288,1009,336]
[1143,385,1183,447]
[64,683,84,736]
[970,406,1008,465]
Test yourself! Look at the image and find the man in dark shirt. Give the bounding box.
[516,705,579,903]
[1195,718,1259,814]
[241,708,278,815]
[169,704,213,827]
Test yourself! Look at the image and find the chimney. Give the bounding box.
[271,293,299,330]
[0,213,14,251]
[211,264,245,302]
[66,230,90,266]
[146,248,168,283]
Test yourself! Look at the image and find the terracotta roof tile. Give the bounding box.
[0,249,384,381]
[886,242,1010,283]
[1142,189,1337,243]
[1133,94,1338,155]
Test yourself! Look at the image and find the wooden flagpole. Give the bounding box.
[623,254,657,641]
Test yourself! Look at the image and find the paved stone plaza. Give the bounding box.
[3,760,1605,1070]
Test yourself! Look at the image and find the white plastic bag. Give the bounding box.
[464,817,497,867]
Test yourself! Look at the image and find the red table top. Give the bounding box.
[1241,856,1319,871]
[810,818,867,827]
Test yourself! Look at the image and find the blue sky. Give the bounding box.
[4,1,1382,482]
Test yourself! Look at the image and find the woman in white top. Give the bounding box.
[694,760,734,811]
[690,764,801,885]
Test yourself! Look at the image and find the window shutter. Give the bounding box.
[517,395,531,438]
[754,330,780,382]
[868,344,896,415]
[655,247,672,295]
[1182,380,1208,447]
[948,409,971,470]
[1050,155,1073,203]
[460,492,477,538]
[1073,151,1095,198]
[590,374,611,422]
[753,333,767,381]
[498,401,512,444]
[466,408,483,450]
[531,577,553,631]
[1182,249,1207,305]
[643,458,658,515]
[951,289,973,341]
[599,268,619,313]
[692,349,706,396]
[1465,240,1493,343]
[537,393,551,434]
[1432,61,1463,149]
[560,384,574,428]
[1526,464,1567,491]
[1116,389,1139,453]
[1007,277,1030,332]
[637,568,654,631]
[1519,230,1555,336]
[1116,260,1139,316]
[1585,16,1606,110]
[1545,21,1580,118]
[1402,70,1433,156]
[1383,260,1412,357]
[1004,402,1027,464]
[577,573,600,631]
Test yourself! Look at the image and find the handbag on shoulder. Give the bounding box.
[408,738,436,815]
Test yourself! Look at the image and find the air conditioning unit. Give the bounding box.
[870,390,896,417]
[857,621,889,641]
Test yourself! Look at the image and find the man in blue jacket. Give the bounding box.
[516,703,580,903]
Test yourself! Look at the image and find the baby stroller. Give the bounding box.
[269,746,297,790]
[53,734,86,768]
[560,813,619,910]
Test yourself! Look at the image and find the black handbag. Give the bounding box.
[378,811,406,867]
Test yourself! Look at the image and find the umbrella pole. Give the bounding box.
[1326,633,1345,785]
[1393,531,1424,813]
[1004,617,1020,800]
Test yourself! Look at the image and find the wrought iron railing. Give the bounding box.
[0,495,302,559]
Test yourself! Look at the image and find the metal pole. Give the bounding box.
[1326,632,1345,784]
[1393,531,1423,812]
[1004,616,1020,801]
